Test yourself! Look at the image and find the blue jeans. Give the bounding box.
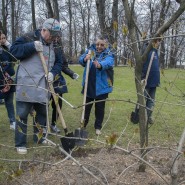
[15,101,47,147]
[4,92,15,124]
[144,87,156,118]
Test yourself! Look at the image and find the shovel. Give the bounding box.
[75,50,91,146]
[38,52,75,153]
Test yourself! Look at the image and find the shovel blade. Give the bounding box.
[60,132,75,153]
[75,128,88,146]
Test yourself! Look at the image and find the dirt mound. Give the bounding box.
[8,147,185,185]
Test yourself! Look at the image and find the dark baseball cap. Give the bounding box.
[43,18,61,37]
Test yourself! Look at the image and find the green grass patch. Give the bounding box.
[0,66,185,183]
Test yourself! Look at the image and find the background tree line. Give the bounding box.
[0,0,184,67]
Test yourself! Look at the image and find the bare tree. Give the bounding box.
[171,128,185,185]
[53,0,59,21]
[95,0,106,36]
[122,0,185,172]
[96,0,118,44]
[66,0,73,61]
[1,0,8,35]
[45,0,54,18]
[158,0,170,68]
[11,0,15,41]
[31,0,37,30]
[96,0,119,65]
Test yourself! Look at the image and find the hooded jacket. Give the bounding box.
[142,48,160,88]
[79,44,114,98]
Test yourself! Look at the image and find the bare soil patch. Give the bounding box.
[8,146,185,185]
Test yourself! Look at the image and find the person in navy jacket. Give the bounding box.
[0,32,16,130]
[142,39,161,124]
[10,18,63,154]
[51,40,79,133]
[79,36,114,135]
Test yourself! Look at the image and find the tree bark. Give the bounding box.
[96,0,118,65]
[67,0,73,61]
[45,0,54,18]
[95,0,106,35]
[31,0,37,30]
[2,0,8,35]
[171,128,185,185]
[11,0,15,42]
[53,0,60,21]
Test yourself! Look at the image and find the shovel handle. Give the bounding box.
[38,52,68,133]
[81,50,91,124]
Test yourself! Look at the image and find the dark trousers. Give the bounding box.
[4,91,15,123]
[84,96,106,130]
[51,94,62,126]
[144,87,156,118]
[15,101,46,147]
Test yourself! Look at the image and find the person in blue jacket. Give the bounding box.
[0,32,16,130]
[141,38,161,124]
[79,36,114,135]
[10,18,63,154]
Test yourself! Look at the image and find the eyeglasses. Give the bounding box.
[96,43,105,47]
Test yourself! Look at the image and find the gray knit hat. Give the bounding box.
[43,18,61,37]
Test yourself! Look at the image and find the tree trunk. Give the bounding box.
[80,3,86,49]
[122,2,148,172]
[2,0,7,34]
[11,0,15,42]
[73,20,77,59]
[53,0,60,21]
[95,0,106,35]
[149,2,154,36]
[0,21,3,32]
[45,0,54,18]
[159,42,165,69]
[171,128,185,185]
[86,1,92,47]
[111,0,119,66]
[96,0,118,65]
[67,0,73,61]
[31,0,37,30]
[158,0,170,69]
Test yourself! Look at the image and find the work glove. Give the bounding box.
[4,41,11,48]
[141,79,146,87]
[34,41,43,52]
[45,72,54,83]
[72,73,79,80]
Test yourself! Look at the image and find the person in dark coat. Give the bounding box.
[10,18,63,154]
[141,38,161,124]
[0,32,16,130]
[51,44,79,133]
[79,36,114,135]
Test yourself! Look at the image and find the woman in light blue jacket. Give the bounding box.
[79,36,114,135]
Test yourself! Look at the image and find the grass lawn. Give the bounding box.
[0,66,185,183]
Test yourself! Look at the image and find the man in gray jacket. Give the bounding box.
[10,18,63,154]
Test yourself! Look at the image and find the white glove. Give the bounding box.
[5,41,11,48]
[141,79,146,87]
[73,73,79,80]
[34,41,43,52]
[45,72,54,83]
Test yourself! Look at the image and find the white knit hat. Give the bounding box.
[43,18,61,36]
